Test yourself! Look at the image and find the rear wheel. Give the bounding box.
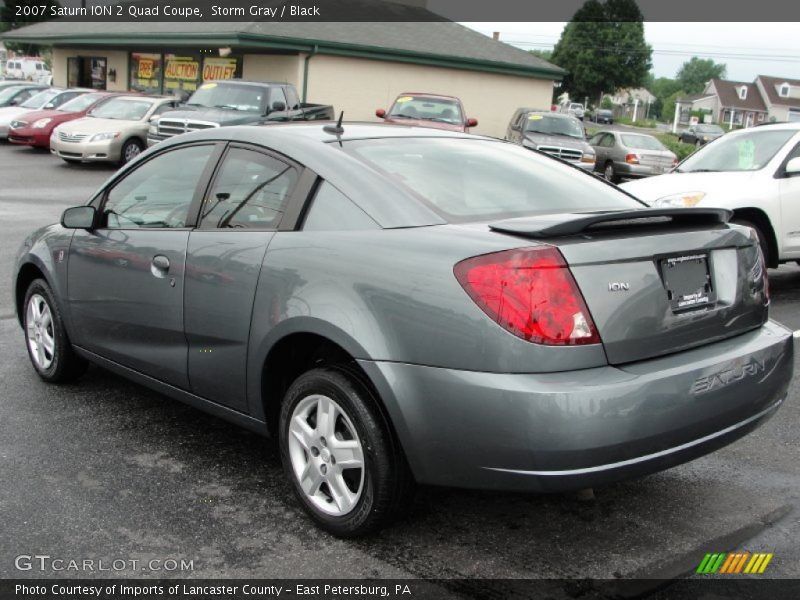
[604,161,618,184]
[279,367,414,537]
[695,140,702,148]
[732,218,770,266]
[23,279,87,383]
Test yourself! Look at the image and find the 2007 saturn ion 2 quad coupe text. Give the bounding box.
[14,123,793,537]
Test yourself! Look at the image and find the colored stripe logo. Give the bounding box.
[697,552,773,574]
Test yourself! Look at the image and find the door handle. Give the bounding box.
[151,255,170,278]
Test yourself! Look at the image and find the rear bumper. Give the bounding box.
[359,320,792,492]
[616,162,671,178]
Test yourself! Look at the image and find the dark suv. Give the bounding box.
[506,108,596,171]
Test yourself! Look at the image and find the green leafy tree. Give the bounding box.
[529,49,553,62]
[0,0,58,54]
[676,57,727,94]
[600,96,614,109]
[648,76,683,119]
[551,0,652,104]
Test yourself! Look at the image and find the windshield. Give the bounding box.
[21,89,59,109]
[89,98,153,120]
[696,124,723,134]
[621,134,666,151]
[187,82,265,112]
[343,138,643,223]
[524,114,584,139]
[677,129,796,173]
[388,95,464,125]
[58,93,102,113]
[0,86,27,103]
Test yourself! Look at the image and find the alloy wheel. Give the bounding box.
[26,293,55,370]
[287,393,365,516]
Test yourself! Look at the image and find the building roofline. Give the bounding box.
[1,30,565,80]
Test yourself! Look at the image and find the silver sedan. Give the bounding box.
[590,130,677,183]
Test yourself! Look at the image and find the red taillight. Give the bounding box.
[625,153,639,164]
[454,247,601,345]
[672,158,679,167]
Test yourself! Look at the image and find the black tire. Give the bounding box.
[695,140,702,148]
[23,278,87,383]
[604,161,619,184]
[119,138,143,165]
[732,219,770,266]
[279,366,415,537]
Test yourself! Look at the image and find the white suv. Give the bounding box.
[621,123,800,268]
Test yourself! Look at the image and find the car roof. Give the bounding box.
[395,92,460,100]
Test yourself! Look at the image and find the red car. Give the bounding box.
[376,93,477,132]
[8,91,121,149]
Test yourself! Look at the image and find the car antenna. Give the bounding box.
[323,111,345,136]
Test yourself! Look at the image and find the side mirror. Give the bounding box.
[375,108,386,118]
[785,156,800,177]
[271,101,286,113]
[10,97,22,106]
[44,102,55,109]
[466,117,478,128]
[61,206,96,230]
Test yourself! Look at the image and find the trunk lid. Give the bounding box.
[489,208,769,364]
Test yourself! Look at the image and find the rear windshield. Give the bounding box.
[677,129,796,173]
[524,114,584,139]
[343,138,643,223]
[90,98,153,120]
[621,134,666,151]
[388,95,464,125]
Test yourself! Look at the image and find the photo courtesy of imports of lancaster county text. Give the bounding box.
[1,0,800,598]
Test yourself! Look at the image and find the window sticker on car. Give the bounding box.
[395,96,413,103]
[738,139,755,169]
[528,115,543,120]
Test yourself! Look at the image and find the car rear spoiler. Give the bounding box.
[489,207,733,238]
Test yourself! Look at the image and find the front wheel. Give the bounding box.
[119,139,143,165]
[23,279,87,383]
[279,367,414,537]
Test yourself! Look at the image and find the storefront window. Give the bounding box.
[164,53,201,101]
[129,52,162,95]
[201,56,241,82]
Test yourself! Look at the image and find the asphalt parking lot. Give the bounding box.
[1,142,798,592]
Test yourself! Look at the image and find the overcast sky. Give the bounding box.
[463,22,800,83]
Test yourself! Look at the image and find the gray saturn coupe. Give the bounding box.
[15,123,793,536]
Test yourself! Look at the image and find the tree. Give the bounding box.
[529,49,553,62]
[550,0,652,104]
[662,89,687,124]
[648,76,683,119]
[0,0,58,54]
[676,57,727,95]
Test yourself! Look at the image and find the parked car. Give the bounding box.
[564,102,585,120]
[506,109,595,170]
[375,93,477,132]
[52,96,178,165]
[147,80,334,146]
[15,123,790,537]
[0,84,47,109]
[9,92,122,149]
[678,123,725,147]
[621,123,800,268]
[4,57,51,83]
[0,88,87,139]
[589,131,677,183]
[590,108,614,124]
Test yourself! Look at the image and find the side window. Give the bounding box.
[270,87,288,111]
[102,144,214,229]
[285,86,300,110]
[200,148,297,229]
[303,182,378,231]
[588,133,603,145]
[600,134,615,148]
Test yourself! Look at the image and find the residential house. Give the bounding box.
[755,75,800,123]
[694,79,767,128]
